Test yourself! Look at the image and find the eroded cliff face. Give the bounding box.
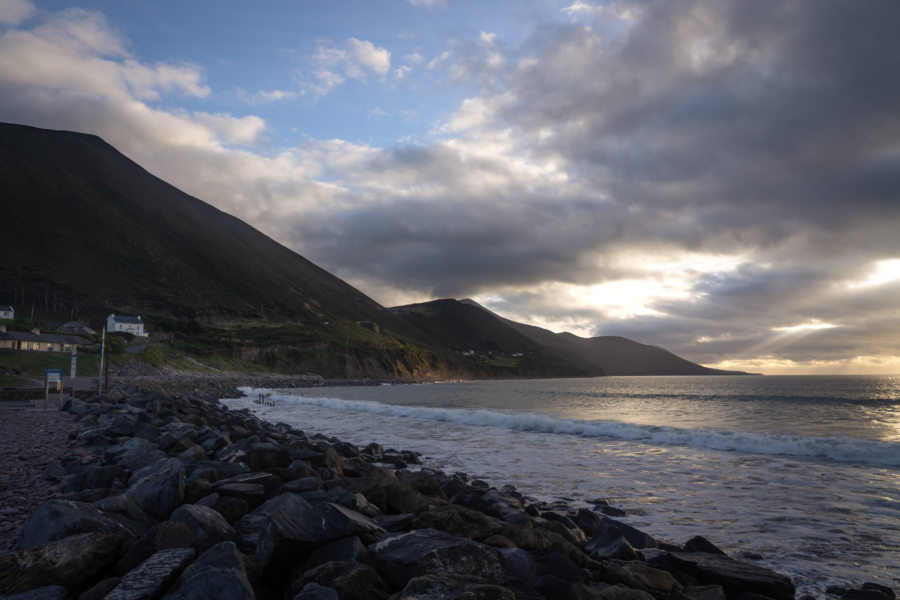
[229,342,463,380]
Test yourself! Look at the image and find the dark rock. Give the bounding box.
[216,483,267,508]
[604,518,658,550]
[256,503,384,582]
[396,470,448,500]
[862,584,896,599]
[244,442,293,470]
[126,458,186,521]
[293,582,340,600]
[498,547,539,584]
[105,548,196,600]
[217,471,282,494]
[290,561,388,600]
[92,494,156,535]
[170,504,237,553]
[115,521,196,576]
[685,536,729,556]
[105,437,165,472]
[843,591,895,600]
[0,533,121,595]
[369,528,507,589]
[196,492,249,523]
[284,476,322,493]
[398,574,517,599]
[533,543,585,584]
[374,513,415,532]
[668,552,795,600]
[598,505,628,517]
[595,559,683,592]
[4,586,67,600]
[77,577,121,600]
[233,491,312,553]
[677,586,727,600]
[585,526,640,561]
[20,499,132,549]
[299,536,368,572]
[65,464,129,493]
[161,541,254,600]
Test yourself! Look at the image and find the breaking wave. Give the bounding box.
[235,387,900,467]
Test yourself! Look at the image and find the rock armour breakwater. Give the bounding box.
[0,384,893,600]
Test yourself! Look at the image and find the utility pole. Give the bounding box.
[99,326,106,395]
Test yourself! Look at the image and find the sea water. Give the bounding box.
[221,375,900,595]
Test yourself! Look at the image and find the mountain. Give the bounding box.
[459,299,745,376]
[390,299,599,377]
[0,122,747,378]
[0,122,388,324]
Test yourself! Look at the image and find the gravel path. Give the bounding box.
[0,408,78,553]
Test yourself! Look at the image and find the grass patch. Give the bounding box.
[0,350,98,378]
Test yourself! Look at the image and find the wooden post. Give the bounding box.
[99,326,106,395]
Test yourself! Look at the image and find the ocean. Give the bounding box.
[221,375,900,595]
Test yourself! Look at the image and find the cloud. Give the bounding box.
[0,0,35,26]
[406,0,445,8]
[306,37,391,95]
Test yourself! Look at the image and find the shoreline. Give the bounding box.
[0,379,893,600]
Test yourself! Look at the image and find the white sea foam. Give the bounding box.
[236,387,900,467]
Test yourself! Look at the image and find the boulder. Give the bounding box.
[595,559,684,592]
[603,518,658,550]
[64,464,129,493]
[0,533,121,595]
[115,521,196,576]
[161,541,254,600]
[104,437,165,472]
[196,492,249,523]
[585,526,641,561]
[289,561,389,600]
[256,503,384,582]
[20,499,132,549]
[668,552,795,600]
[299,536,369,573]
[105,548,196,600]
[369,528,507,589]
[244,442,294,471]
[294,582,340,599]
[215,483,267,508]
[233,492,311,553]
[170,504,237,553]
[3,586,68,600]
[398,574,517,599]
[684,536,728,556]
[126,458,186,521]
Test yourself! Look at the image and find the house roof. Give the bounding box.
[0,331,89,345]
[110,314,143,324]
[0,306,13,312]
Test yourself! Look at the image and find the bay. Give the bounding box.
[222,375,900,594]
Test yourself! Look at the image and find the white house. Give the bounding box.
[107,313,147,337]
[0,306,13,320]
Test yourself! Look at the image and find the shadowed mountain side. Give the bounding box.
[0,122,407,328]
[391,299,602,377]
[459,300,747,376]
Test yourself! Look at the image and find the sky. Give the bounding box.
[1,0,899,375]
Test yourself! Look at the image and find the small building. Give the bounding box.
[0,306,13,320]
[107,314,147,337]
[0,327,89,352]
[58,321,97,336]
